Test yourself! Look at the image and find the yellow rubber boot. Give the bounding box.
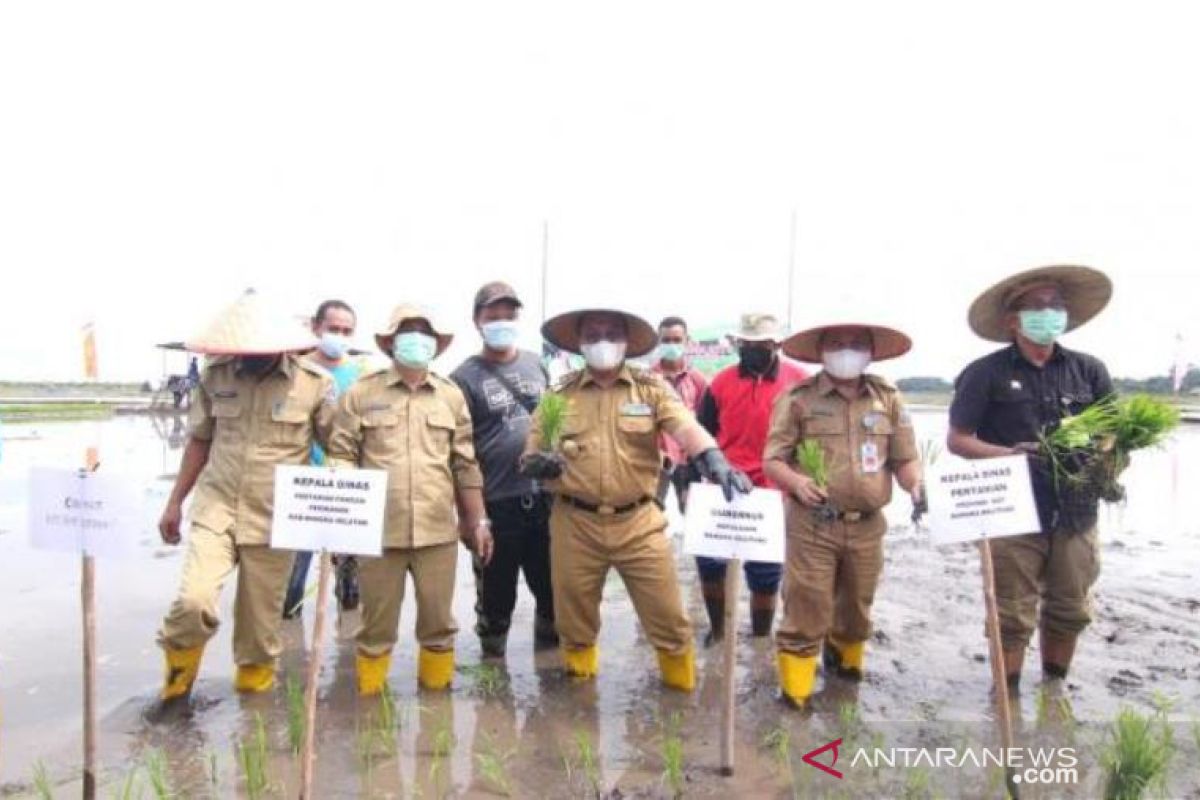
[826,637,867,680]
[160,645,204,701]
[777,652,818,707]
[562,645,599,679]
[656,648,696,692]
[356,653,392,696]
[418,647,455,690]
[234,663,275,693]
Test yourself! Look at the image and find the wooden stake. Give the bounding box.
[298,551,332,799]
[82,446,100,800]
[978,537,1020,799]
[719,559,741,777]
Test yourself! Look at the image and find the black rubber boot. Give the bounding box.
[750,591,777,637]
[701,581,725,647]
[335,557,360,612]
[534,615,560,648]
[480,633,508,659]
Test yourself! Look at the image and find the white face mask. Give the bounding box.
[581,340,626,371]
[822,348,871,380]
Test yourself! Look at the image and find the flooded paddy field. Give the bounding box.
[1,413,1198,797]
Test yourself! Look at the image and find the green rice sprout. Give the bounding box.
[660,713,684,798]
[236,713,271,800]
[1103,705,1175,799]
[459,663,508,698]
[919,438,942,469]
[761,726,792,777]
[32,760,53,800]
[536,393,569,450]
[475,733,517,796]
[143,748,172,799]
[285,673,306,754]
[573,728,602,798]
[111,768,141,800]
[795,440,829,489]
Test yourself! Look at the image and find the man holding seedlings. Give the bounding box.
[694,314,809,643]
[763,322,922,707]
[156,289,336,700]
[947,265,1114,691]
[451,281,558,659]
[520,307,752,691]
[327,304,494,695]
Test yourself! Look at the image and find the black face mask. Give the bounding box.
[738,345,776,375]
[239,355,279,376]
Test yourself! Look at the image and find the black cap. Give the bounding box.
[473,281,523,312]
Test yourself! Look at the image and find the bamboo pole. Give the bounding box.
[81,436,100,799]
[719,559,741,776]
[978,537,1020,799]
[298,551,333,799]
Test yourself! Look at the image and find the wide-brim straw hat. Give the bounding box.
[968,265,1113,342]
[185,289,318,355]
[374,304,454,357]
[541,308,658,358]
[783,323,912,363]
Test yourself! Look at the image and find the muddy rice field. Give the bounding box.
[1,413,1198,798]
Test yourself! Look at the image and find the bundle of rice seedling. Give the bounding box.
[795,439,836,521]
[1039,394,1179,530]
[536,393,569,451]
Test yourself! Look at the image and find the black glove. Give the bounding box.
[694,448,754,502]
[520,451,565,480]
[910,489,929,524]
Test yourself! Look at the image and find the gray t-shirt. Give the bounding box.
[451,351,548,502]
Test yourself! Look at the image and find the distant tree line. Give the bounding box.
[897,368,1200,396]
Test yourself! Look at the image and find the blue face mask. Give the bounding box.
[480,319,519,350]
[658,342,686,362]
[393,332,437,368]
[317,332,350,360]
[1018,309,1068,346]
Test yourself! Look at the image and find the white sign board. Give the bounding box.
[28,467,138,557]
[926,454,1041,544]
[271,465,387,556]
[683,484,785,563]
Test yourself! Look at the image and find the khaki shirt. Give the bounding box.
[327,365,483,549]
[764,371,918,513]
[187,355,336,545]
[525,365,694,506]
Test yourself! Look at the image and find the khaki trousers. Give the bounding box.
[356,542,459,657]
[776,506,887,657]
[157,523,295,665]
[990,526,1100,650]
[550,501,691,655]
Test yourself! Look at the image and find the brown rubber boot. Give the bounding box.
[1002,647,1026,693]
[1040,632,1077,681]
[701,580,725,647]
[750,591,777,637]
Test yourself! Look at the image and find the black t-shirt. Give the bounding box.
[451,351,548,502]
[950,343,1114,531]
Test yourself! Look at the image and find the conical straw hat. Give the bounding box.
[783,322,912,363]
[185,289,318,355]
[967,265,1112,342]
[541,307,658,358]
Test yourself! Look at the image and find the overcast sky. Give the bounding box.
[1,2,1197,384]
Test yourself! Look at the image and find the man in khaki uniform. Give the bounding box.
[327,304,494,695]
[156,290,335,700]
[763,323,923,707]
[520,307,751,691]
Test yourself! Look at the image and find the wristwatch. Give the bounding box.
[475,518,492,530]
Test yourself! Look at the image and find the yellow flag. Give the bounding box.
[82,322,98,379]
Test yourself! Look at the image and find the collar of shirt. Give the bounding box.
[580,363,635,388]
[1007,342,1066,369]
[737,355,781,381]
[383,363,436,391]
[814,370,882,402]
[653,361,691,384]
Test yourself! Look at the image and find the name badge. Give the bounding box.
[861,441,882,474]
[620,402,653,417]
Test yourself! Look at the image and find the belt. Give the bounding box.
[836,509,876,523]
[557,494,654,516]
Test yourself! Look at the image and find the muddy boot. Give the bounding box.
[533,615,559,649]
[777,652,818,708]
[823,637,866,682]
[160,645,204,702]
[418,647,454,690]
[234,663,275,693]
[750,591,777,637]
[479,632,508,659]
[335,556,360,612]
[656,648,696,692]
[1000,647,1026,695]
[1040,632,1077,682]
[356,652,391,696]
[562,645,599,679]
[701,580,725,647]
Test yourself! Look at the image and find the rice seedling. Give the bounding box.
[919,437,942,468]
[207,750,219,786]
[475,733,517,796]
[795,440,829,488]
[837,701,862,735]
[236,713,271,800]
[142,748,172,799]
[1102,705,1174,800]
[901,766,933,799]
[377,685,398,735]
[573,728,602,798]
[760,725,792,776]
[536,393,570,450]
[660,712,684,798]
[110,768,141,800]
[285,672,306,754]
[427,709,456,795]
[459,663,508,698]
[32,760,53,800]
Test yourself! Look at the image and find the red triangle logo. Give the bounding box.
[801,737,844,779]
